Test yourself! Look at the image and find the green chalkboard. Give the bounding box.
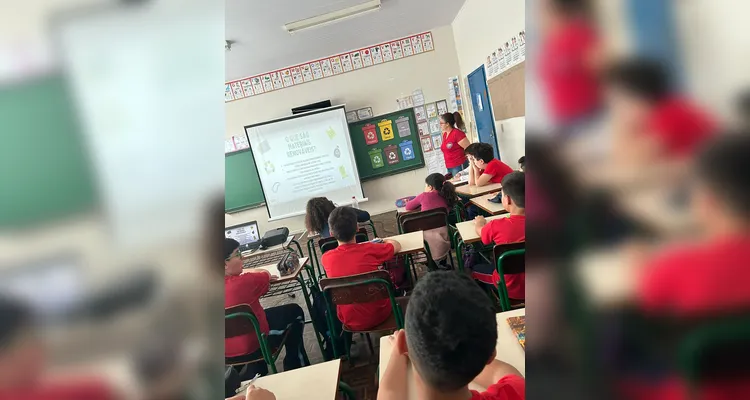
[225,148,265,212]
[348,108,424,181]
[0,75,98,228]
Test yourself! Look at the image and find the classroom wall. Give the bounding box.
[225,25,461,232]
[451,0,526,168]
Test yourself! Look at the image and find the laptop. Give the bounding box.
[225,221,262,252]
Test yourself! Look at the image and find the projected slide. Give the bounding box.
[245,106,365,220]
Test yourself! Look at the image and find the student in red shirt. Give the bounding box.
[378,272,525,400]
[605,58,717,166]
[466,143,514,187]
[473,172,526,301]
[0,296,118,400]
[321,206,402,331]
[638,133,750,315]
[224,238,306,377]
[440,112,471,176]
[539,0,603,137]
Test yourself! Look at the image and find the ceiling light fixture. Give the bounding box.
[283,0,381,34]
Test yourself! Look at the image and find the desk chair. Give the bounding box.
[400,208,456,272]
[493,243,526,311]
[319,270,408,359]
[315,229,369,278]
[224,304,310,375]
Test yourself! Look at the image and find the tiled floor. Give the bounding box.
[259,211,404,399]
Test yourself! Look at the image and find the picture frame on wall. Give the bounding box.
[436,100,448,116]
[356,107,374,120]
[414,105,427,122]
[425,102,438,119]
[417,121,430,137]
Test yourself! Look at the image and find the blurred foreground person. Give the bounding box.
[0,296,118,400]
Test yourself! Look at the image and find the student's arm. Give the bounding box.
[383,239,402,255]
[377,330,409,400]
[473,359,523,388]
[474,216,487,237]
[468,158,479,185]
[238,270,272,302]
[475,172,493,187]
[404,193,423,211]
[355,209,371,222]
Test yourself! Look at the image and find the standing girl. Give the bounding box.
[439,112,471,176]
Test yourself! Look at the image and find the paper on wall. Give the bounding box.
[412,88,425,106]
[425,149,448,175]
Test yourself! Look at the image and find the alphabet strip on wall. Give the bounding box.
[224,31,436,103]
[485,30,526,81]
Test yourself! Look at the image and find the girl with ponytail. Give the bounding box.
[403,173,455,268]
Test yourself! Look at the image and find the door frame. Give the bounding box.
[467,65,500,160]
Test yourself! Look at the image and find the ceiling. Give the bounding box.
[225,0,466,81]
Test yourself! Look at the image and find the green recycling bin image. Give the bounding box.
[368,147,385,169]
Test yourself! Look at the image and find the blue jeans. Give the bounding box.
[447,161,469,177]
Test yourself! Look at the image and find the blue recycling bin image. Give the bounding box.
[399,140,415,161]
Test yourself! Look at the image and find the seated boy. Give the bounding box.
[637,132,750,315]
[473,171,526,301]
[321,206,402,330]
[467,143,514,187]
[379,271,524,400]
[605,58,716,167]
[224,238,306,376]
[517,156,525,172]
[0,296,118,399]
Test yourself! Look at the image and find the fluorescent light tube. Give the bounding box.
[283,0,381,34]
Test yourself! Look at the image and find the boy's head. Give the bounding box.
[466,143,495,168]
[0,296,45,388]
[501,171,526,212]
[693,132,750,232]
[328,206,358,243]
[605,59,672,126]
[405,271,497,391]
[223,238,243,276]
[518,156,525,172]
[541,0,592,30]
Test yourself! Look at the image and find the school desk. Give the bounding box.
[453,214,511,271]
[242,257,325,358]
[386,231,426,256]
[470,192,509,216]
[378,308,526,398]
[575,249,637,307]
[455,182,503,198]
[239,359,342,400]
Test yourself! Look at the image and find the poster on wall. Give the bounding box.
[346,111,359,123]
[417,121,430,137]
[414,105,427,122]
[436,100,448,116]
[425,150,448,175]
[425,103,438,119]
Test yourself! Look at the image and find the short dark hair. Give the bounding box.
[224,238,239,260]
[518,156,525,169]
[0,296,32,349]
[605,58,672,103]
[502,171,525,208]
[328,206,358,242]
[405,271,497,391]
[551,0,593,15]
[466,143,494,163]
[696,132,750,219]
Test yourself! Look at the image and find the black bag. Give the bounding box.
[308,287,345,361]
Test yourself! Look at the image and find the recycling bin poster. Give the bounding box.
[347,107,425,181]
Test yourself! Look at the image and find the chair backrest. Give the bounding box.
[493,242,526,275]
[400,208,449,233]
[319,270,395,306]
[318,228,369,255]
[678,314,750,385]
[224,304,262,339]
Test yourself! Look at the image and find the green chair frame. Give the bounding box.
[494,245,526,311]
[225,304,310,374]
[319,270,405,359]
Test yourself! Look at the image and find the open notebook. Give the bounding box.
[506,316,526,350]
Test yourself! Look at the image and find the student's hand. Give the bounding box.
[474,216,486,226]
[245,386,276,400]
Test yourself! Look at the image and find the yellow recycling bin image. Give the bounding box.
[377,119,395,141]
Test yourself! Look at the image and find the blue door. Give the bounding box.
[467,66,500,160]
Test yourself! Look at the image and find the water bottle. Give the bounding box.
[351,196,359,209]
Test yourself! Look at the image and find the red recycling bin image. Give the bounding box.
[362,123,378,145]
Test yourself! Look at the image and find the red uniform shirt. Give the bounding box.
[0,380,114,400]
[647,97,716,158]
[539,19,601,123]
[224,271,271,357]
[638,235,750,315]
[482,159,513,184]
[480,215,526,299]
[470,374,526,400]
[441,128,468,168]
[322,242,395,330]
